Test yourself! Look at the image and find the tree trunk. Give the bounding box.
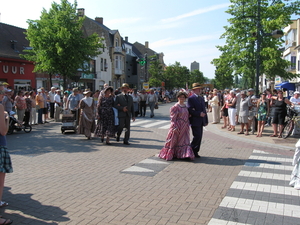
[63,75,67,91]
[49,73,53,88]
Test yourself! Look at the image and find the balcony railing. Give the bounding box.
[114,46,122,53]
[115,68,123,75]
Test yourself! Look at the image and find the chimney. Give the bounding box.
[125,36,128,42]
[145,41,149,49]
[77,8,85,17]
[95,17,103,24]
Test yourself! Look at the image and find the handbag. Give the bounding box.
[154,104,159,109]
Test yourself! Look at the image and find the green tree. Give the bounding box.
[189,69,206,86]
[212,0,300,88]
[148,55,164,87]
[22,0,103,89]
[164,62,190,89]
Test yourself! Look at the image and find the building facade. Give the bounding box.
[276,19,300,96]
[0,23,36,91]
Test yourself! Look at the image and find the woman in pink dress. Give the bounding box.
[159,91,194,161]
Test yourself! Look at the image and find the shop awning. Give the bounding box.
[274,82,295,90]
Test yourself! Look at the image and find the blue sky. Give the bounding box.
[0,0,231,79]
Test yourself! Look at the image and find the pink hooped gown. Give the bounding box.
[159,103,195,161]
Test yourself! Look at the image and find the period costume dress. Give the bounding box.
[78,97,95,139]
[95,95,115,138]
[159,103,194,160]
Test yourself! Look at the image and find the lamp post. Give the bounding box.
[255,0,283,97]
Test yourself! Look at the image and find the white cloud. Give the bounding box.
[161,3,231,23]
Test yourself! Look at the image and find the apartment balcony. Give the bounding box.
[285,40,297,50]
[114,46,123,53]
[115,68,123,75]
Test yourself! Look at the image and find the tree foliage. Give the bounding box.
[149,61,209,90]
[22,0,103,89]
[212,0,300,88]
[189,69,206,86]
[163,62,190,89]
[148,55,164,87]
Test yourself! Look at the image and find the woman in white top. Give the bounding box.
[209,91,219,124]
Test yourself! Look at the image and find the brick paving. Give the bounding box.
[1,106,298,225]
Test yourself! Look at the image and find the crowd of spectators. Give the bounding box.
[204,87,300,138]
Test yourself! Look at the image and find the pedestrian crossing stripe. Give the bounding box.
[208,149,299,224]
[238,171,290,180]
[219,196,300,217]
[143,120,168,128]
[131,120,151,126]
[121,156,173,177]
[122,166,154,173]
[159,124,170,129]
[209,219,251,225]
[132,119,170,129]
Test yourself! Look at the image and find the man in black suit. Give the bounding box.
[187,83,208,158]
[114,83,135,145]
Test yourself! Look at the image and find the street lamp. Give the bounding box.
[255,0,283,97]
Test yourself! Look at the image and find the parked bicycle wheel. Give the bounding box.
[282,120,294,139]
[23,125,32,133]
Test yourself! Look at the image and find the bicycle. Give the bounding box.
[282,105,300,139]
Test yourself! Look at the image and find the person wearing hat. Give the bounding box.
[2,82,9,92]
[54,90,62,122]
[78,89,95,140]
[290,91,300,105]
[114,83,135,145]
[2,89,14,114]
[146,89,158,118]
[187,83,208,158]
[95,87,115,144]
[139,89,147,117]
[49,87,57,119]
[65,88,81,124]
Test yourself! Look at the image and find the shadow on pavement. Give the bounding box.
[1,187,69,224]
[194,157,246,166]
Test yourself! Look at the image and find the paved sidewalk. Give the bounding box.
[1,106,298,225]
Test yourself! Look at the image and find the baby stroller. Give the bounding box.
[61,109,79,134]
[7,111,32,135]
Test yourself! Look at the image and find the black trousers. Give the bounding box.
[117,116,131,143]
[24,111,30,126]
[139,101,146,116]
[50,102,55,118]
[191,126,203,154]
